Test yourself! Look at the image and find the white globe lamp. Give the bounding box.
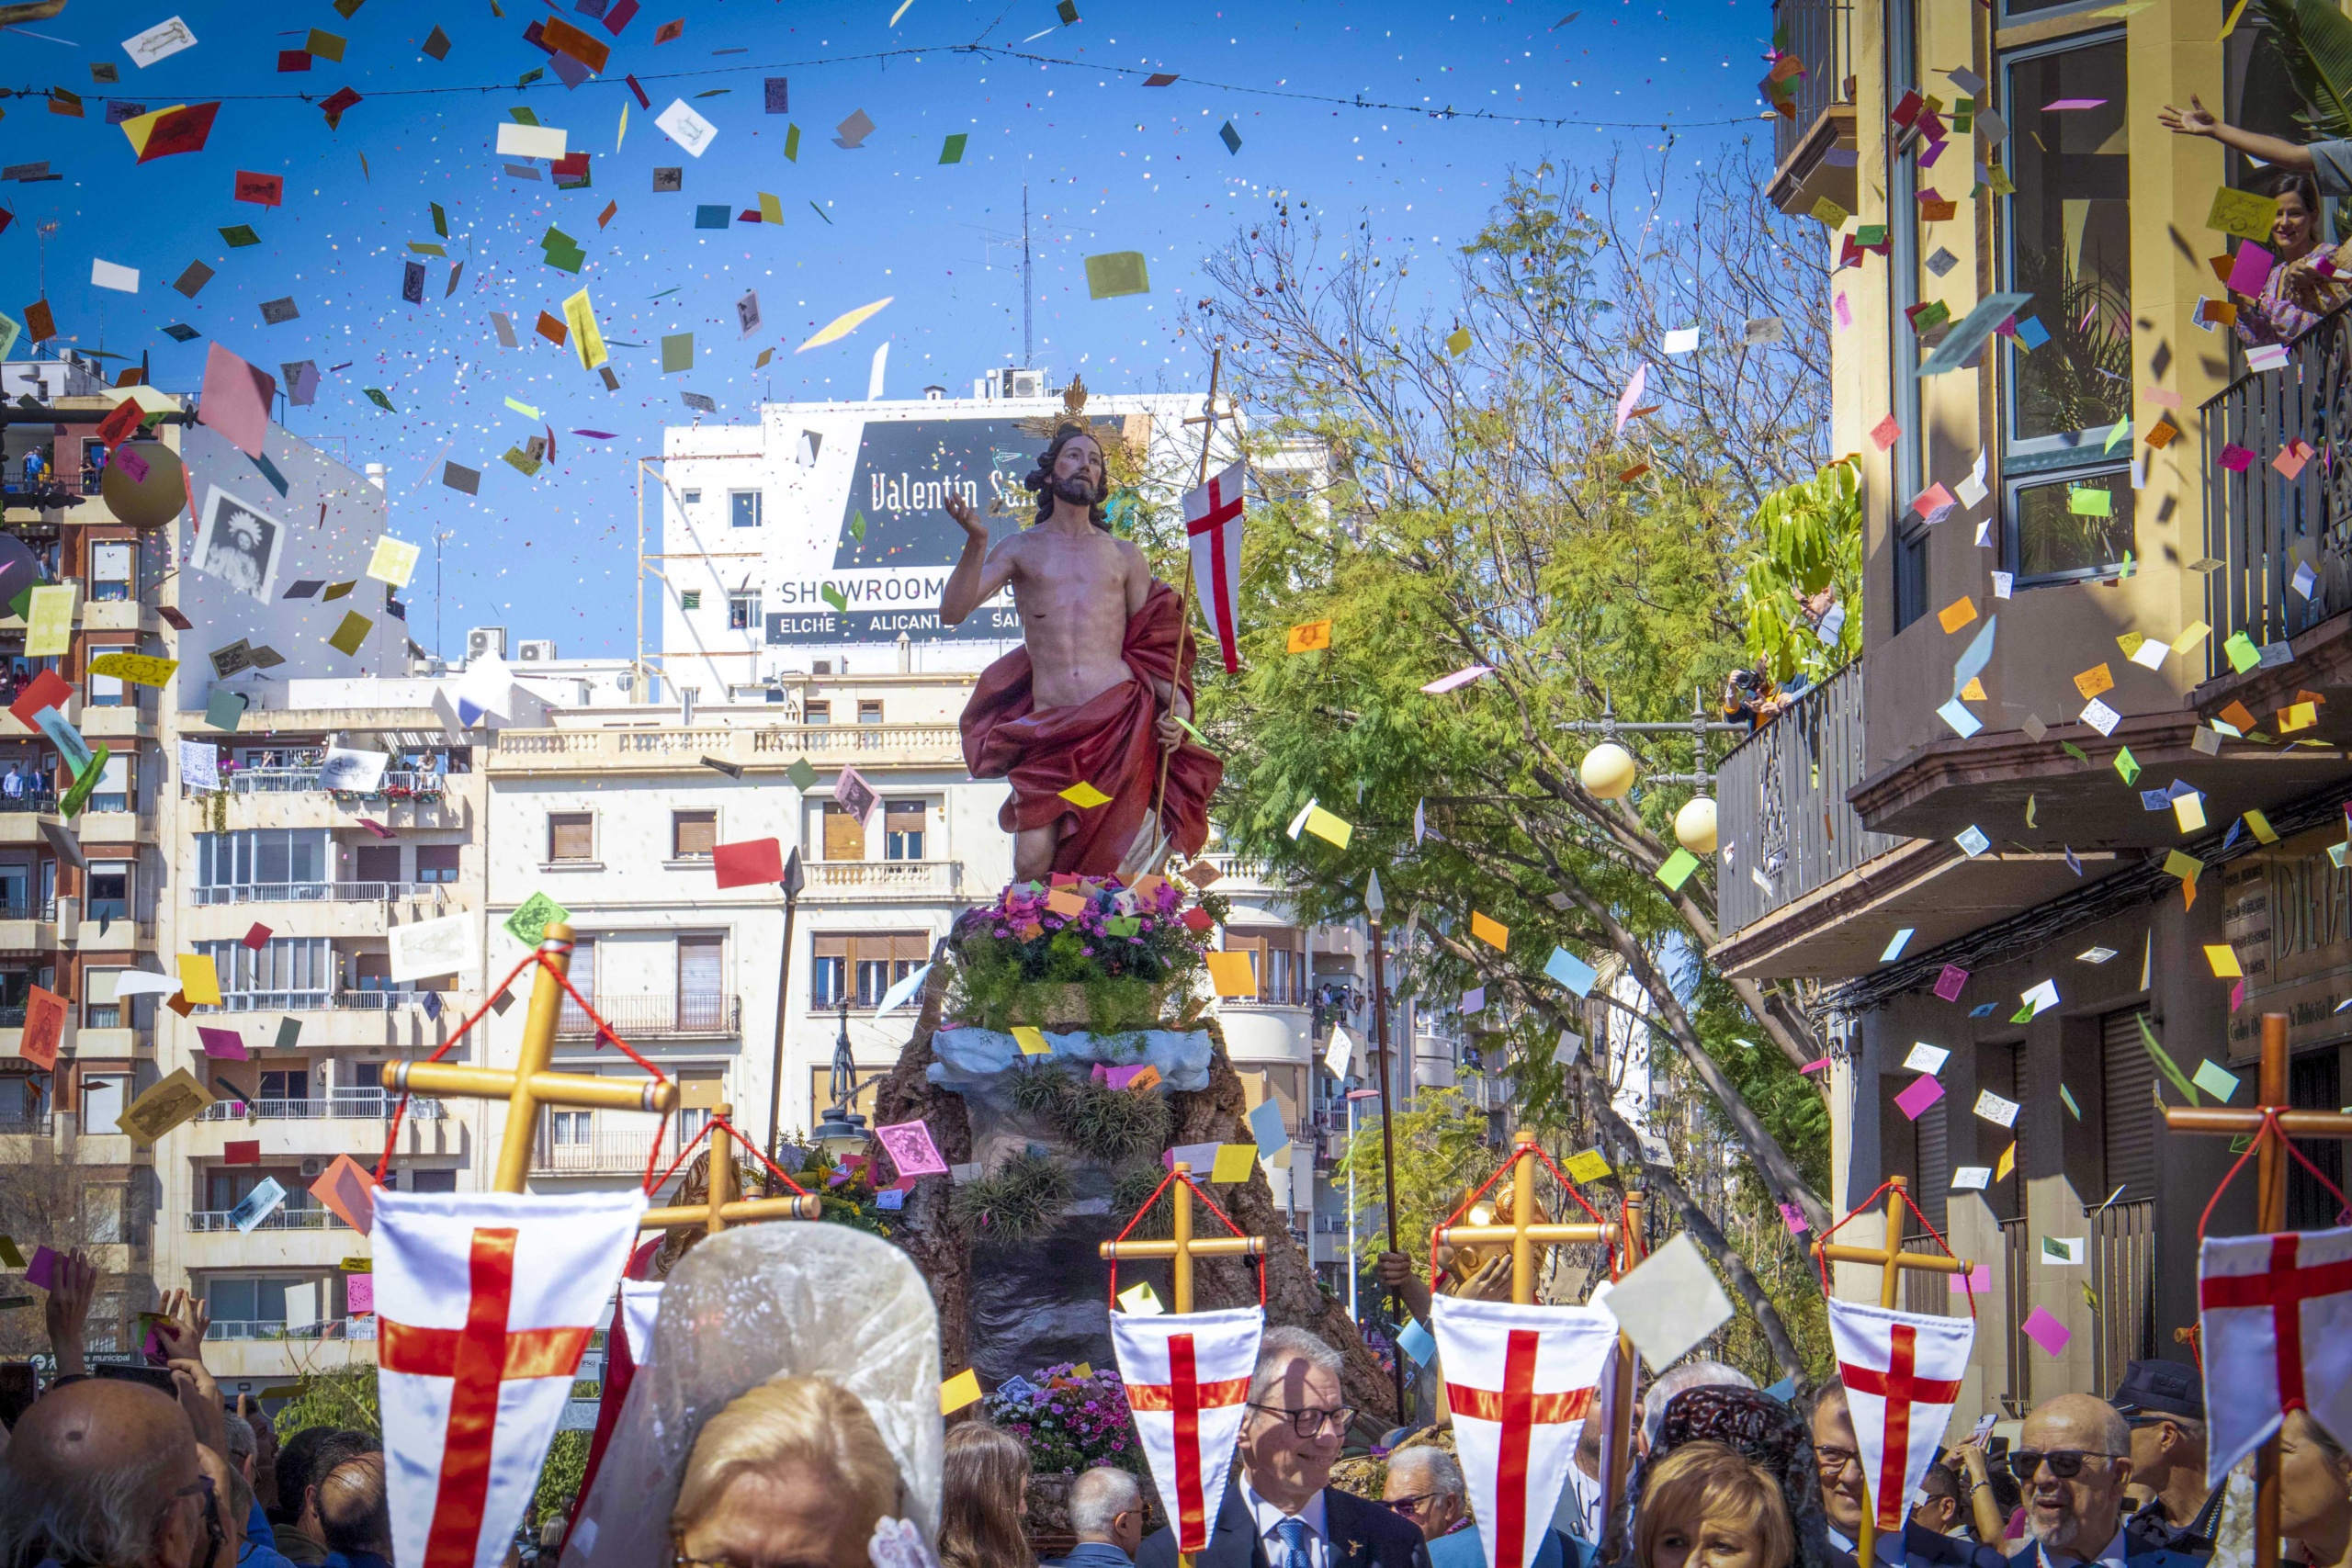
[1675,797,1720,855]
[1579,742,1636,800]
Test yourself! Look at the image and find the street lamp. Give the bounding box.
[811,998,869,1158]
[1363,869,1408,1424]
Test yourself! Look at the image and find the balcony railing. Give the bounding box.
[491,723,966,772]
[0,897,56,920]
[531,1127,661,1175]
[1713,660,1902,938]
[186,1206,353,1232]
[190,882,445,907]
[200,989,452,1014]
[1769,0,1852,170]
[0,1113,51,1136]
[222,768,444,797]
[806,861,961,897]
[0,794,59,814]
[2199,300,2352,677]
[205,1318,358,1341]
[197,1090,445,1122]
[556,992,741,1040]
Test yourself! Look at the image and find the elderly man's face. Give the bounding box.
[2018,1398,2132,1556]
[1381,1457,1464,1541]
[1810,1394,1866,1537]
[1240,1355,1350,1506]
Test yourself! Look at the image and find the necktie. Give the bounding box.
[1274,1517,1311,1568]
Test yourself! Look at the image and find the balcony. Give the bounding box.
[206,1317,363,1342]
[556,992,740,1041]
[186,1206,355,1233]
[531,1126,662,1176]
[199,988,454,1016]
[805,860,961,899]
[1764,0,1855,216]
[196,1090,445,1122]
[190,881,444,907]
[487,723,967,775]
[223,768,447,799]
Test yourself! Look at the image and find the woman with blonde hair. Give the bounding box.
[2280,1408,2352,1568]
[1635,1440,1797,1568]
[669,1377,906,1568]
[936,1423,1035,1568]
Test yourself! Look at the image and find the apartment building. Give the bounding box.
[1731,0,2335,1417]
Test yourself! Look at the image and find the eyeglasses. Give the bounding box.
[170,1475,224,1568]
[1249,1403,1356,1439]
[2007,1450,2126,1480]
[1815,1446,1861,1477]
[1382,1493,1443,1516]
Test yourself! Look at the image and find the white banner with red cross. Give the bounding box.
[2199,1224,2352,1489]
[1825,1298,1973,1531]
[1111,1305,1262,1553]
[1183,458,1246,675]
[375,1190,648,1568]
[1432,1294,1618,1568]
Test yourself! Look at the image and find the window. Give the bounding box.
[0,863,29,913]
[86,861,130,921]
[2002,35,2132,581]
[680,489,702,506]
[196,830,330,891]
[673,810,718,859]
[89,755,129,814]
[677,938,724,1030]
[90,541,133,602]
[883,801,924,862]
[823,801,865,862]
[407,1169,457,1193]
[350,953,392,992]
[812,932,929,1009]
[82,1186,123,1244]
[730,491,763,528]
[728,592,760,630]
[88,672,124,707]
[259,1068,308,1101]
[558,939,597,1033]
[354,845,401,884]
[81,1073,128,1134]
[858,700,884,725]
[548,812,595,863]
[84,967,122,1028]
[1221,930,1305,1003]
[549,1111,592,1145]
[416,845,460,884]
[804,701,831,725]
[195,936,334,1010]
[204,1276,309,1330]
[680,590,702,611]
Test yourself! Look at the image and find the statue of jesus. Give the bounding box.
[941,423,1221,881]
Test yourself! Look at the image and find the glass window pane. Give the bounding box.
[2014,468,2133,580]
[2003,39,2131,447]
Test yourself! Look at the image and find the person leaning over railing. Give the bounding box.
[2158,99,2352,343]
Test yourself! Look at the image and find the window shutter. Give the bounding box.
[2100,1009,2155,1202]
[677,937,723,995]
[824,803,865,861]
[550,814,594,861]
[674,811,718,857]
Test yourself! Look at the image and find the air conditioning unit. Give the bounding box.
[467,626,507,660]
[300,1157,322,1177]
[811,659,832,675]
[999,368,1046,400]
[516,640,558,662]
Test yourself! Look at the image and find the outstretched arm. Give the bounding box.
[938,494,1016,626]
[2159,94,2321,170]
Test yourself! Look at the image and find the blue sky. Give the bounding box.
[3,0,1769,659]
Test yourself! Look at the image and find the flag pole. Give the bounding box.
[1152,348,1226,834]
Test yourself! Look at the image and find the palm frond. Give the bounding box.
[2257,0,2352,140]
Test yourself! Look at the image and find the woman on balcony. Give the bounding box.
[2157,102,2352,343]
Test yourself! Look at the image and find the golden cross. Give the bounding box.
[381,921,679,1193]
[1433,1131,1619,1303]
[639,1106,822,1232]
[1810,1175,1973,1568]
[1096,1162,1266,1314]
[2163,1013,2352,1568]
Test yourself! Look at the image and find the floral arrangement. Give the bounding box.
[982,1361,1145,1477]
[947,873,1226,1033]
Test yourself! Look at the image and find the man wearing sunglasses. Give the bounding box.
[2107,1362,2219,1560]
[2005,1395,2205,1568]
[1136,1326,1431,1567]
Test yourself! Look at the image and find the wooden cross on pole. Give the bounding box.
[1810,1175,1973,1568]
[1152,351,1233,832]
[640,1105,823,1233]
[2163,1012,2352,1568]
[1097,1162,1266,1314]
[1433,1131,1621,1303]
[1599,1190,1645,1563]
[381,922,679,1194]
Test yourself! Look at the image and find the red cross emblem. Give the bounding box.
[1446,1328,1597,1568]
[378,1228,594,1568]
[1125,1332,1250,1551]
[2201,1234,2352,1413]
[1185,469,1245,674]
[1838,1322,1963,1529]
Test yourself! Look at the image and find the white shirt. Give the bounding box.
[2036,1529,2132,1568]
[1824,1522,1911,1567]
[1240,1472,1331,1568]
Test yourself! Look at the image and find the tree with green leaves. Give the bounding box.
[1161,143,1838,1381]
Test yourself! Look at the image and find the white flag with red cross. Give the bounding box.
[1825,1298,1974,1531]
[1110,1304,1262,1553]
[1431,1294,1619,1568]
[1183,458,1246,675]
[375,1190,647,1568]
[2199,1224,2352,1490]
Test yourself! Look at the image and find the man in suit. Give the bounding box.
[1387,1446,1589,1568]
[2006,1395,2206,1568]
[1136,1326,1430,1568]
[1049,1466,1145,1567]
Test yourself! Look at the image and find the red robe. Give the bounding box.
[960,579,1221,875]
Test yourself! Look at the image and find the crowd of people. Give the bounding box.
[0,1232,2337,1568]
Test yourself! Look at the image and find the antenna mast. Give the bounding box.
[1022,185,1034,366]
